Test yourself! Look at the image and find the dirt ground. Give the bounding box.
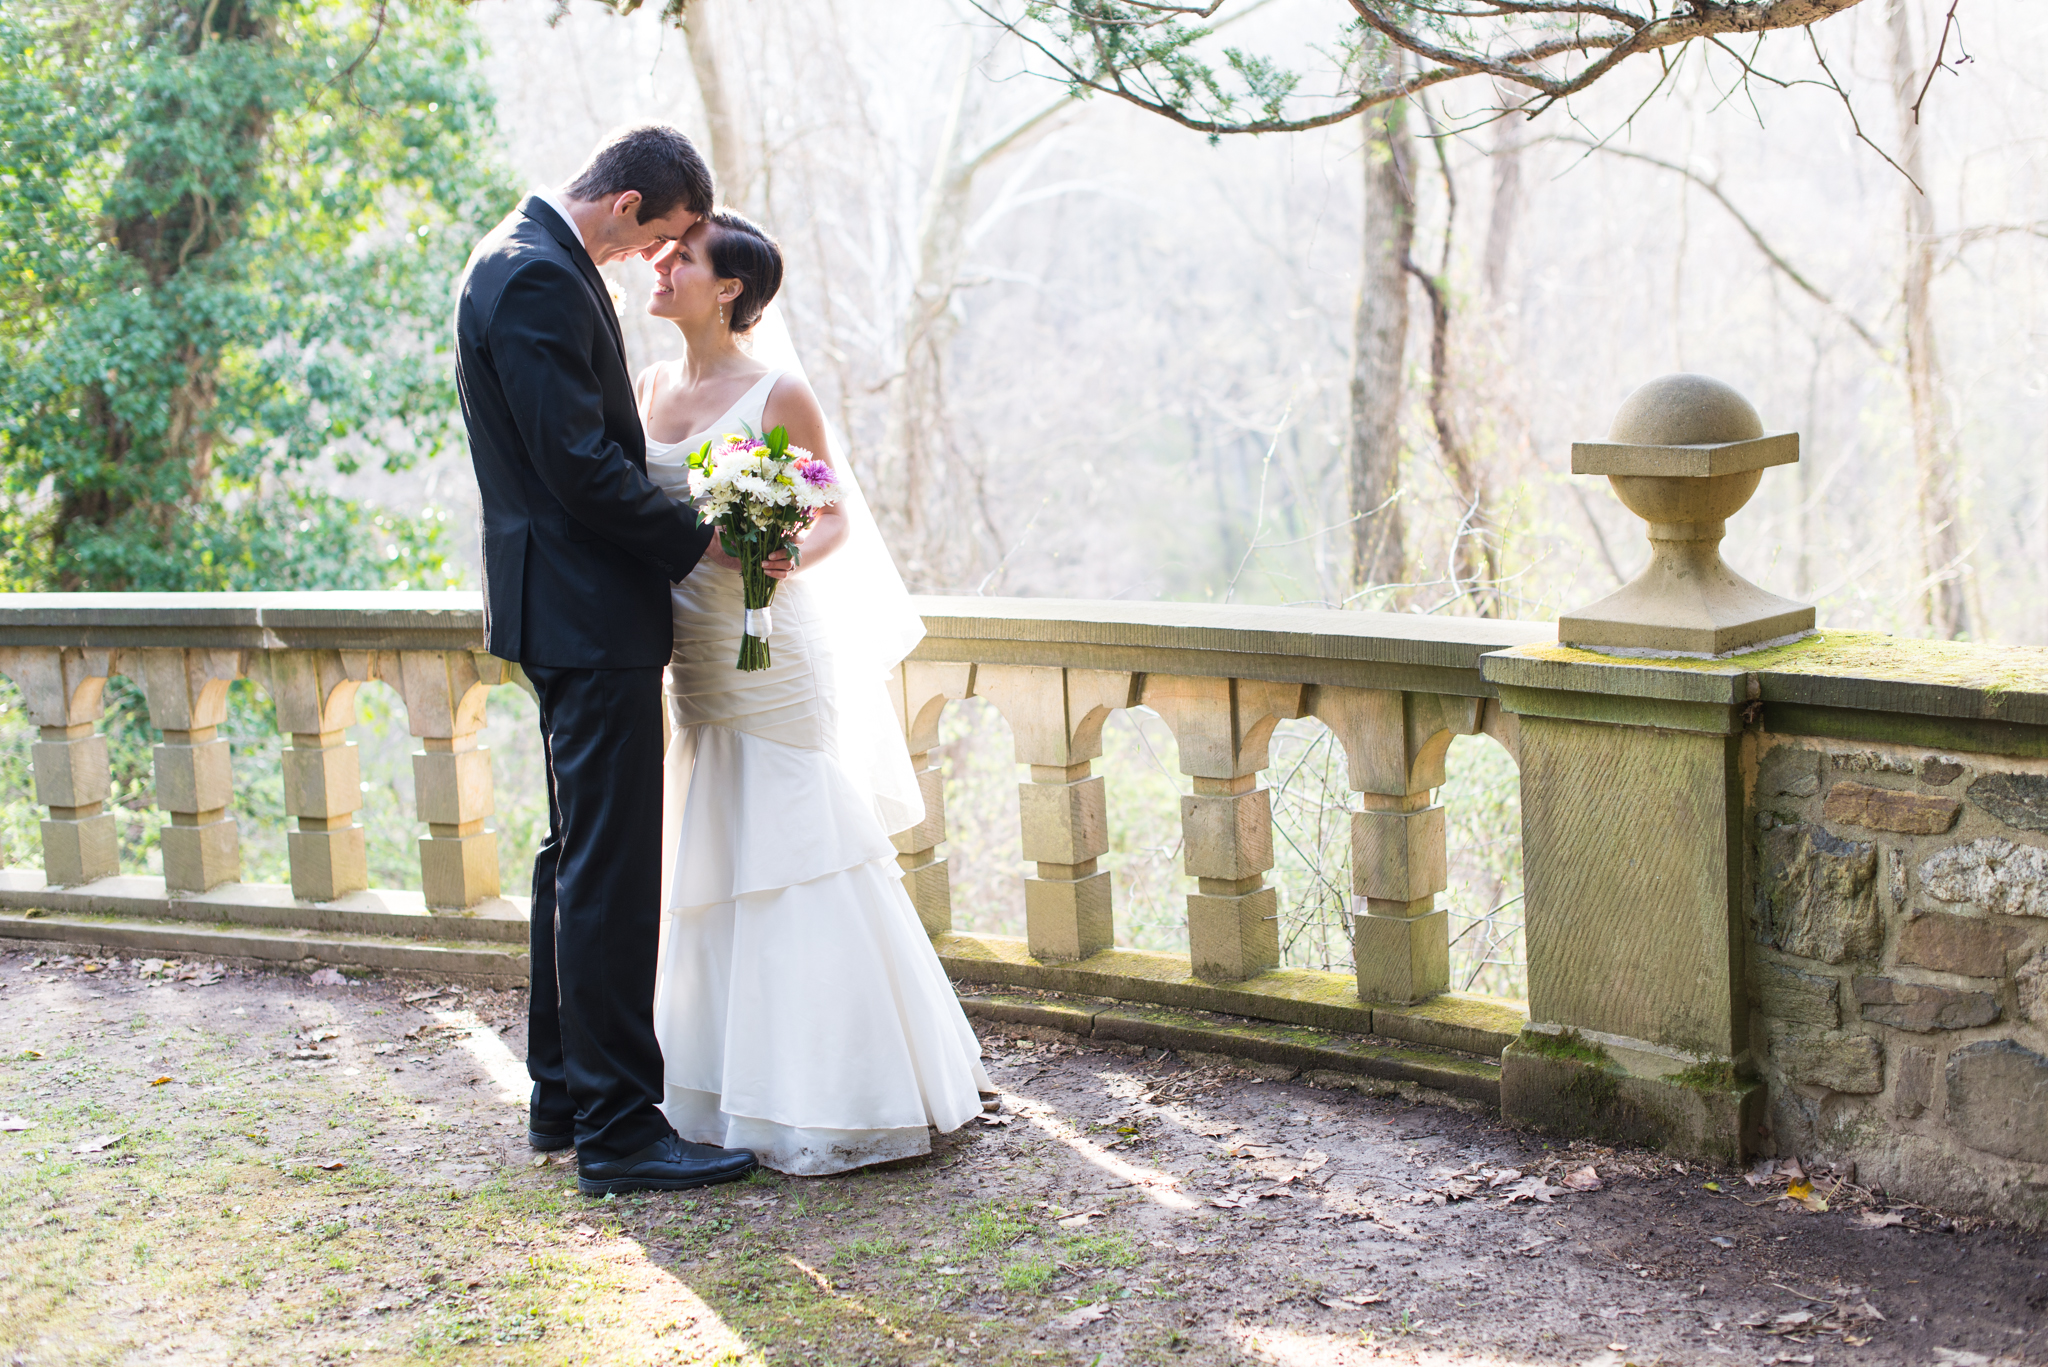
[2,949,2043,1367]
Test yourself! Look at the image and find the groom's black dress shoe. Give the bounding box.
[528,1083,575,1153]
[528,1115,575,1153]
[577,1133,758,1197]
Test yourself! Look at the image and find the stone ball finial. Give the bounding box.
[1560,372,1813,656]
[1608,373,1764,447]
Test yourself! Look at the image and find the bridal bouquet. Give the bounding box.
[686,425,839,671]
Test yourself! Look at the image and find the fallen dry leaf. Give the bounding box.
[1859,1209,1908,1228]
[1707,1235,1736,1249]
[0,1115,36,1132]
[1047,1304,1110,1333]
[1056,1209,1106,1228]
[1562,1165,1604,1191]
[19,1049,44,1060]
[72,1134,123,1154]
[316,1160,346,1171]
[307,968,347,987]
[1494,1175,1567,1205]
[1343,1291,1388,1305]
[148,1076,174,1087]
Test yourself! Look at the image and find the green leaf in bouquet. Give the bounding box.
[765,425,789,457]
[688,440,712,471]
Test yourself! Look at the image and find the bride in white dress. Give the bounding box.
[634,210,992,1175]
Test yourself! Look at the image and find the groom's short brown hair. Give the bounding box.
[565,123,715,223]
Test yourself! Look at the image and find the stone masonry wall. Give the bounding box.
[1749,735,2048,1225]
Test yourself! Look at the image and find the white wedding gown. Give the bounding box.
[643,369,991,1176]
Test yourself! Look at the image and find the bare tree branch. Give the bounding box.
[1553,135,1884,353]
[969,0,1875,137]
[1909,0,1970,125]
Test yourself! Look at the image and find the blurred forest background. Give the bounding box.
[4,0,2045,998]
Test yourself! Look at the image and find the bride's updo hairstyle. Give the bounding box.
[707,210,782,334]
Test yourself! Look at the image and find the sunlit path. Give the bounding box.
[1,953,2042,1366]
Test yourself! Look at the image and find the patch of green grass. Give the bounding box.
[964,1201,1033,1255]
[1057,1231,1141,1269]
[831,1234,905,1271]
[412,1302,547,1354]
[999,1254,1056,1295]
[1075,1277,1124,1305]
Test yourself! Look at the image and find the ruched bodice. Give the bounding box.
[642,365,989,1176]
[646,371,831,752]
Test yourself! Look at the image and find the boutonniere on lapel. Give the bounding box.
[606,279,623,309]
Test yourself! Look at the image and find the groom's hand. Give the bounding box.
[702,540,795,579]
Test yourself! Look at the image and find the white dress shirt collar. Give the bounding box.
[531,186,588,256]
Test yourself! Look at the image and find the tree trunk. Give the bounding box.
[1887,0,1970,639]
[54,0,269,588]
[682,0,751,209]
[1481,98,1521,304]
[882,58,978,580]
[1347,96,1414,599]
[882,64,1071,586]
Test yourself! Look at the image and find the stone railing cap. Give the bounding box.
[1570,431,1799,479]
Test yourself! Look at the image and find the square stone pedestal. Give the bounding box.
[1500,1032,1760,1166]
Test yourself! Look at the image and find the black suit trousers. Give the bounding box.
[523,663,671,1163]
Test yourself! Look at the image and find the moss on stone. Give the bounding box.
[1669,1059,1741,1092]
[1511,631,2048,694]
[1517,1028,1611,1067]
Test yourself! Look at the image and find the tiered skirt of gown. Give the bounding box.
[644,378,991,1176]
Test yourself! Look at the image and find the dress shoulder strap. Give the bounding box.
[733,369,783,437]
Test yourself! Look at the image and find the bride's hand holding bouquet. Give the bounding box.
[688,425,840,670]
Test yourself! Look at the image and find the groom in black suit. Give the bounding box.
[454,124,756,1195]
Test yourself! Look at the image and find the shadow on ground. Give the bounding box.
[1,952,2042,1366]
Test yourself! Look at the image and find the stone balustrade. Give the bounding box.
[4,589,2047,1225]
[896,599,1544,1008]
[0,593,517,911]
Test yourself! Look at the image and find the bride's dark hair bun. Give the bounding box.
[707,210,782,334]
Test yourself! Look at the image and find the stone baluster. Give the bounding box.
[1142,677,1304,981]
[258,650,372,903]
[136,649,245,893]
[976,665,1136,963]
[1311,687,1482,1003]
[393,650,502,909]
[890,661,974,935]
[0,647,120,886]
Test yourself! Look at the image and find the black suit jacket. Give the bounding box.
[454,196,712,668]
